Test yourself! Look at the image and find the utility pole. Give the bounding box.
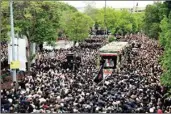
[10,0,17,82]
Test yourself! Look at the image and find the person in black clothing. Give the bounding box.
[27,103,34,113]
[39,44,43,51]
[18,79,26,90]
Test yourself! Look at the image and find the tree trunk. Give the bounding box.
[31,43,36,63]
[74,41,77,47]
[26,39,32,72]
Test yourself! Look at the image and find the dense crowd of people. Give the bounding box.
[1,42,10,84]
[1,42,8,72]
[1,34,171,113]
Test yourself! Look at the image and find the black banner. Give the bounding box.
[94,65,104,84]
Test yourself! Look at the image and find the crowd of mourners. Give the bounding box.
[1,34,171,113]
[1,42,8,72]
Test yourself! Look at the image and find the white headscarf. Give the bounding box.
[8,98,13,103]
[39,98,46,103]
[149,107,154,113]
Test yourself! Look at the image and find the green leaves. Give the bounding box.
[143,2,168,39]
[160,48,171,87]
[159,11,171,88]
[1,1,70,43]
[61,11,94,43]
[132,12,144,33]
[1,1,10,41]
[159,15,169,47]
[84,2,98,21]
[84,7,143,35]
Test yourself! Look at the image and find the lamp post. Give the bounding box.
[10,0,17,83]
[104,0,107,38]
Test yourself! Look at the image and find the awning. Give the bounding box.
[100,53,118,56]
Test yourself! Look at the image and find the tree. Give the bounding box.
[88,7,141,36]
[161,48,171,87]
[116,9,134,35]
[84,2,98,21]
[159,15,170,48]
[14,1,61,70]
[1,1,77,43]
[1,1,10,41]
[1,1,62,70]
[164,1,171,17]
[93,8,120,34]
[132,12,144,33]
[159,11,171,90]
[143,2,168,39]
[62,12,94,45]
[59,10,78,39]
[56,2,77,13]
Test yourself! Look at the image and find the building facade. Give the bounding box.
[114,6,145,13]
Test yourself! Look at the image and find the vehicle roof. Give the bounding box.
[99,41,129,54]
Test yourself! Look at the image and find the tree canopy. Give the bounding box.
[0,1,80,70]
[61,11,94,43]
[84,6,144,35]
[143,2,168,39]
[159,12,171,87]
[1,1,78,43]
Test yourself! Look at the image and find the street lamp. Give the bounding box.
[10,0,17,83]
[104,0,107,38]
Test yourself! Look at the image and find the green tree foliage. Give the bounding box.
[59,10,78,38]
[1,1,79,70]
[84,2,98,21]
[143,4,160,39]
[117,9,134,35]
[13,1,60,44]
[161,48,171,87]
[1,1,78,42]
[84,7,143,35]
[159,15,170,48]
[58,2,78,38]
[132,12,144,33]
[56,2,77,13]
[61,12,94,45]
[143,2,168,39]
[164,1,171,17]
[1,1,10,41]
[159,12,171,87]
[93,8,119,33]
[12,1,61,70]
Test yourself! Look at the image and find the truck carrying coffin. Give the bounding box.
[95,41,130,82]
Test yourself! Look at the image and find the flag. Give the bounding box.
[94,65,104,84]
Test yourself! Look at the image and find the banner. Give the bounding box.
[8,37,27,71]
[94,65,104,84]
[103,69,113,78]
[10,61,20,69]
